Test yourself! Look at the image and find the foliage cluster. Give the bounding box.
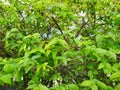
[0,0,120,90]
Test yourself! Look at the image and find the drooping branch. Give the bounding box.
[51,16,70,45]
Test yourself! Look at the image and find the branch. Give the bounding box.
[51,16,70,45]
[75,17,87,38]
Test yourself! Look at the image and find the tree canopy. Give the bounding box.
[0,0,120,90]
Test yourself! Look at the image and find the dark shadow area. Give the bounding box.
[0,88,14,90]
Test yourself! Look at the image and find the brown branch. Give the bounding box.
[51,16,70,45]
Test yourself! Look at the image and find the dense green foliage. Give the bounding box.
[0,0,120,90]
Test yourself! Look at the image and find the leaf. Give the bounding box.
[58,39,68,48]
[108,51,116,61]
[50,73,62,81]
[114,84,120,90]
[44,38,57,50]
[33,84,49,90]
[35,1,43,9]
[25,63,35,73]
[95,80,107,89]
[54,59,58,66]
[11,28,18,32]
[44,38,68,50]
[98,63,104,69]
[50,84,65,90]
[67,84,79,90]
[88,70,93,79]
[28,47,45,58]
[103,63,112,74]
[80,80,93,86]
[84,46,94,56]
[110,71,120,80]
[56,56,67,65]
[91,84,98,90]
[25,15,36,23]
[3,64,16,73]
[52,49,57,59]
[26,85,36,90]
[19,43,26,53]
[46,49,51,57]
[0,74,12,85]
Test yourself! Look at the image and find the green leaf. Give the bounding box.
[80,80,93,86]
[103,63,112,74]
[91,84,98,90]
[50,73,62,81]
[44,38,68,50]
[52,49,57,59]
[66,84,79,90]
[33,84,49,90]
[95,80,107,89]
[3,64,16,73]
[88,70,93,79]
[0,74,12,85]
[46,49,51,57]
[44,38,57,50]
[35,1,43,9]
[25,15,36,23]
[50,84,65,90]
[108,51,116,61]
[84,46,94,56]
[26,85,36,90]
[110,71,120,80]
[114,84,120,90]
[98,63,104,69]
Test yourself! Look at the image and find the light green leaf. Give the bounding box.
[91,84,98,90]
[44,38,57,50]
[88,70,93,79]
[110,71,120,80]
[108,51,116,61]
[80,80,93,86]
[46,50,51,57]
[67,84,79,90]
[35,1,43,9]
[33,84,49,90]
[103,63,112,74]
[50,85,65,90]
[84,46,94,56]
[98,63,104,69]
[0,74,12,85]
[3,64,16,73]
[26,85,36,90]
[95,80,107,89]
